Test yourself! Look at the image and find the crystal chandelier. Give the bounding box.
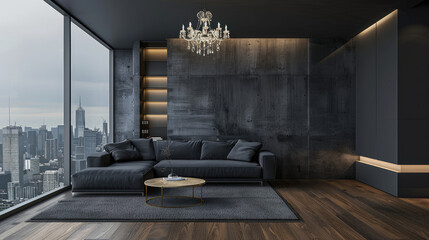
[179,9,230,56]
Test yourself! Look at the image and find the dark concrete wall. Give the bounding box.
[167,38,357,178]
[113,49,140,141]
[309,39,358,178]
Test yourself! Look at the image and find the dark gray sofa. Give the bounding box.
[71,139,276,194]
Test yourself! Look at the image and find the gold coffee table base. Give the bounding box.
[145,181,205,208]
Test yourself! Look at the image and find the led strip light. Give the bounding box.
[360,156,429,173]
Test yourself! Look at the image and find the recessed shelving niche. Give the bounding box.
[140,44,167,138]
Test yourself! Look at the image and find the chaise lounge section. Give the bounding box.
[71,154,154,194]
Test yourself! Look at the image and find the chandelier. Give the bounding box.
[179,9,230,56]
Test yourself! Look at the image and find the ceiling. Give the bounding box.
[52,0,423,49]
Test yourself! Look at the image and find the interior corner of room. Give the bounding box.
[1,0,429,239]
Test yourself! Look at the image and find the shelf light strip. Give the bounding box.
[145,114,167,117]
[144,89,167,92]
[360,156,429,173]
[144,76,167,80]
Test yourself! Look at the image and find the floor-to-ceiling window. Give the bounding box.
[0,0,64,212]
[70,23,110,175]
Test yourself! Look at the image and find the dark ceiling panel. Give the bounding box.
[52,0,421,49]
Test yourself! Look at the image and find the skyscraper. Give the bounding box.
[43,170,59,193]
[37,125,47,156]
[21,185,36,199]
[83,129,97,159]
[0,144,3,170]
[71,156,86,173]
[75,97,85,138]
[103,120,108,136]
[51,127,58,141]
[44,139,57,161]
[25,157,40,177]
[72,136,86,173]
[0,130,2,169]
[26,130,37,157]
[102,120,108,145]
[7,181,19,201]
[2,126,24,184]
[57,125,64,149]
[0,171,11,192]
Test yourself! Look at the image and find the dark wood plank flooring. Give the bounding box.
[0,180,428,240]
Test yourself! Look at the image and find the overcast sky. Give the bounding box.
[0,0,109,131]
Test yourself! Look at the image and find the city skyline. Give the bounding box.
[0,1,109,130]
[0,101,108,212]
[0,97,108,130]
[0,103,108,133]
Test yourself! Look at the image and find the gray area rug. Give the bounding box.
[30,184,299,222]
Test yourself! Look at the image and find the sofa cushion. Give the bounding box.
[154,140,168,161]
[156,140,202,160]
[104,140,133,153]
[227,139,262,162]
[153,160,262,179]
[111,149,141,162]
[72,161,154,191]
[87,152,113,167]
[130,138,156,160]
[200,141,236,160]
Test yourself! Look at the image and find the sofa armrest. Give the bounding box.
[258,151,276,180]
[87,152,113,167]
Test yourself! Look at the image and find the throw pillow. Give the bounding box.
[111,149,141,162]
[104,140,133,153]
[130,138,156,160]
[227,139,262,162]
[200,140,237,160]
[157,140,202,160]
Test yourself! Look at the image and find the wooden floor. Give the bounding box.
[0,180,428,240]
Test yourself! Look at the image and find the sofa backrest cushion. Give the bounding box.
[130,138,156,161]
[155,140,202,161]
[200,140,236,160]
[104,140,133,153]
[227,139,262,162]
[110,149,141,162]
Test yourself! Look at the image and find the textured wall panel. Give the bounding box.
[309,39,357,178]
[167,38,356,178]
[168,39,309,178]
[114,50,140,141]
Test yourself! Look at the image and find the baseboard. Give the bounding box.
[356,161,429,197]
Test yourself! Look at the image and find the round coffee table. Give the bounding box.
[144,177,205,208]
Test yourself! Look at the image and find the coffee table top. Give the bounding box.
[144,177,205,188]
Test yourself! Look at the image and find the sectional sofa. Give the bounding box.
[71,139,276,194]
